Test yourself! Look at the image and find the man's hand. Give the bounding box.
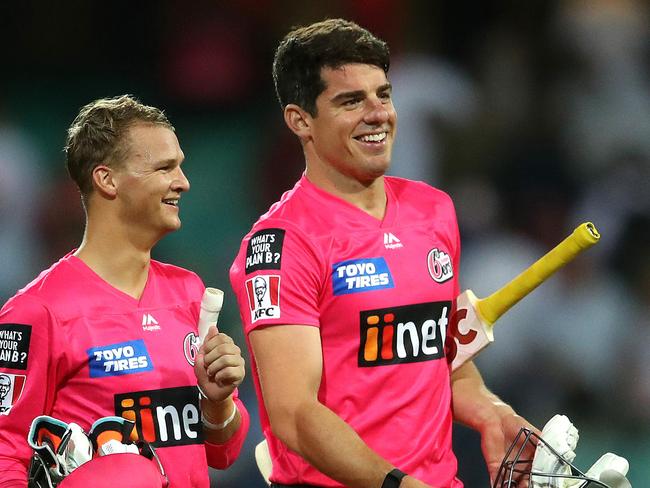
[194,327,245,402]
[479,402,538,486]
[451,361,538,486]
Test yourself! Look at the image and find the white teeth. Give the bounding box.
[163,199,178,206]
[358,132,386,143]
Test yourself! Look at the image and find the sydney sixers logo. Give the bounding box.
[427,248,453,283]
[183,333,200,366]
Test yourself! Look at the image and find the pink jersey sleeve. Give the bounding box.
[0,294,57,486]
[203,394,250,469]
[230,223,324,334]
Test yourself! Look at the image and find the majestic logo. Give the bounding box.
[115,386,203,447]
[0,373,26,415]
[383,232,403,249]
[0,324,32,370]
[427,248,453,283]
[245,228,285,274]
[332,258,394,295]
[245,275,281,322]
[141,313,160,332]
[88,340,153,377]
[359,301,450,367]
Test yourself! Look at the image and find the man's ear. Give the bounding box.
[91,164,118,198]
[283,104,312,141]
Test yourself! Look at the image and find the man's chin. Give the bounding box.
[160,219,182,235]
[363,160,391,180]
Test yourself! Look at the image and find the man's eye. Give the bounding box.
[343,98,361,106]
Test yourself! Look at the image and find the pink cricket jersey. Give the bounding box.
[230,175,463,487]
[0,253,248,488]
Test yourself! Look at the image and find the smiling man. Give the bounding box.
[229,19,534,488]
[0,95,249,487]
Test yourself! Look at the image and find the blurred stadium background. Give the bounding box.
[1,1,648,486]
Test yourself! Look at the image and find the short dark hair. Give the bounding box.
[64,95,174,202]
[272,18,390,115]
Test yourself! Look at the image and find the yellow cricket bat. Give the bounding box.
[448,222,600,371]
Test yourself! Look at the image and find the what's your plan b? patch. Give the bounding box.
[0,324,32,370]
[245,228,285,274]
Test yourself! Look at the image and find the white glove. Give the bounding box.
[57,423,93,475]
[531,414,579,488]
[598,469,632,488]
[567,452,631,488]
[532,415,632,488]
[98,439,140,456]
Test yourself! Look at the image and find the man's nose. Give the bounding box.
[172,166,190,192]
[363,97,390,125]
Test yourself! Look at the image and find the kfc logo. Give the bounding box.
[0,373,26,415]
[245,275,281,323]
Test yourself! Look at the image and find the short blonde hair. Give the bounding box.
[64,95,174,200]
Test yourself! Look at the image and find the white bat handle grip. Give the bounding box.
[198,288,224,343]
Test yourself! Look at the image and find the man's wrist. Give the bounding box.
[381,468,407,488]
[200,394,237,426]
[202,401,237,430]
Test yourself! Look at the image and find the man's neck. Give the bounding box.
[74,217,156,300]
[305,164,387,221]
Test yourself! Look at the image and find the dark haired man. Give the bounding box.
[0,95,249,487]
[230,19,533,488]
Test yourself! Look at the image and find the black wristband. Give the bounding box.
[381,468,407,488]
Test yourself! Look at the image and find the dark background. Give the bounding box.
[1,1,648,486]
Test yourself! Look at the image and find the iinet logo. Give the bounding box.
[358,301,449,366]
[115,386,203,447]
[384,232,403,249]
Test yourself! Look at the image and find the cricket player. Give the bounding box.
[0,95,249,487]
[229,19,535,488]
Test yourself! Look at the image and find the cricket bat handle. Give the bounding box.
[477,222,600,324]
[198,287,224,343]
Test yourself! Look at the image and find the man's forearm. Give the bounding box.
[279,400,392,488]
[450,361,513,430]
[250,325,432,488]
[203,396,250,469]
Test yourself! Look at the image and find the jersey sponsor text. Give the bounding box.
[359,301,449,366]
[88,340,153,377]
[115,386,203,447]
[332,257,395,295]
